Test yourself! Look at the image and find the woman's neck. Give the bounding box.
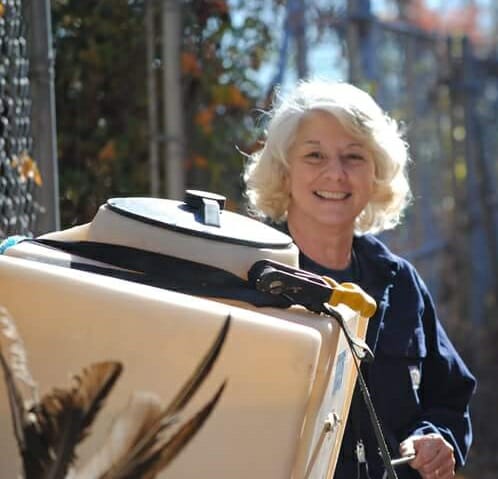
[287,217,354,270]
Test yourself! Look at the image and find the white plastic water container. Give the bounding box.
[0,192,368,479]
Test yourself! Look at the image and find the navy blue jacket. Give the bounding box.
[302,234,476,479]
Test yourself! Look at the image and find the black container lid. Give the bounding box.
[106,191,292,249]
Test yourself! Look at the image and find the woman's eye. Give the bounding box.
[305,151,323,160]
[344,154,365,162]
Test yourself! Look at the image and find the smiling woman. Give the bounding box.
[244,81,411,237]
[243,79,476,479]
[286,110,376,263]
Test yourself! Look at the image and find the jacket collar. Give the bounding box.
[353,234,401,291]
[353,234,401,351]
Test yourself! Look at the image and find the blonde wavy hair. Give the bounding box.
[243,80,412,234]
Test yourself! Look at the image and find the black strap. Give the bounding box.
[29,239,293,308]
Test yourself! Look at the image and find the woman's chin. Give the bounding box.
[298,213,356,231]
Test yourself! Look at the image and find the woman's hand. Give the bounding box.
[400,433,456,479]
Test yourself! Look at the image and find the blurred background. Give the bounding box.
[0,0,496,477]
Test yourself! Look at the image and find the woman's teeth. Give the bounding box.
[315,191,350,200]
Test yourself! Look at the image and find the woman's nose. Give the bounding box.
[322,156,346,180]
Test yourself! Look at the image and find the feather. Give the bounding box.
[72,391,169,479]
[164,314,231,416]
[1,310,230,479]
[95,382,226,479]
[139,381,227,479]
[117,314,231,469]
[75,315,231,479]
[0,306,38,451]
[26,361,122,479]
[1,308,122,478]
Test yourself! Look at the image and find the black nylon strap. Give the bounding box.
[30,238,293,308]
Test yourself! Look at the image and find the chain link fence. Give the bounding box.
[0,0,40,239]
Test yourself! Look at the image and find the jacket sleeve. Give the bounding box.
[404,269,476,468]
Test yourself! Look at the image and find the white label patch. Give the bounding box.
[409,365,421,390]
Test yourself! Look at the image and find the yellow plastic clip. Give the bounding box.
[323,276,377,319]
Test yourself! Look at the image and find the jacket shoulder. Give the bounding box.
[354,234,422,283]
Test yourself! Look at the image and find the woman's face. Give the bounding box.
[286,110,376,232]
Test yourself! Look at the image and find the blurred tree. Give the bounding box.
[179,0,274,208]
[52,0,274,226]
[390,0,489,47]
[52,0,148,226]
